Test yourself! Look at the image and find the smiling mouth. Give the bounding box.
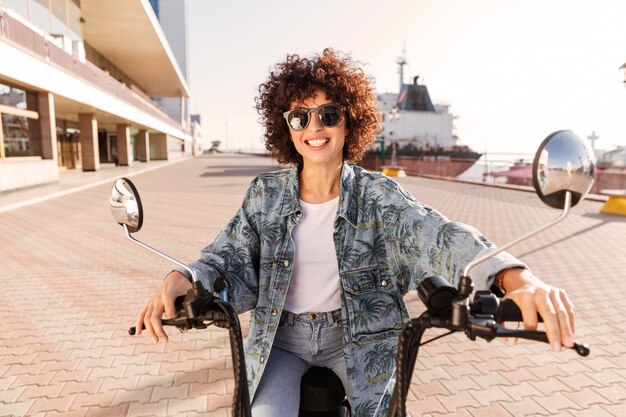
[305,139,330,147]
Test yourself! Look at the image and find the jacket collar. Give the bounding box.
[278,162,358,228]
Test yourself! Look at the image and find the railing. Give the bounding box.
[0,8,186,134]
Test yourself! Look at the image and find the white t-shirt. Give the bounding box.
[283,197,341,314]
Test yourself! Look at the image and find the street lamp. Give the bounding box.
[389,106,400,167]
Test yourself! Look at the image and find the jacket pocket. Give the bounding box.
[341,265,403,341]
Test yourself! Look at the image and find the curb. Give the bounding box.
[0,157,190,214]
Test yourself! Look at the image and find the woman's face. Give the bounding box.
[287,90,347,169]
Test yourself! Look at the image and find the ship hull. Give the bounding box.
[360,154,479,178]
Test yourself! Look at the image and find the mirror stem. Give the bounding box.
[123,225,210,291]
[462,191,572,277]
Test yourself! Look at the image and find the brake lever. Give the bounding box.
[465,318,590,357]
[128,281,224,335]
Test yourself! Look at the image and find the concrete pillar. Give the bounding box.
[180,96,186,129]
[116,124,132,166]
[79,113,99,171]
[137,129,150,162]
[38,92,58,161]
[149,133,169,160]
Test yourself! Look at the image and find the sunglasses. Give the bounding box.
[283,104,344,131]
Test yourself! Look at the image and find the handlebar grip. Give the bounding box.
[496,299,543,323]
[128,318,177,335]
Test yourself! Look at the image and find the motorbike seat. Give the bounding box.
[299,366,347,415]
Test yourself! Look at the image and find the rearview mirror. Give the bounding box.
[109,177,143,233]
[533,130,596,209]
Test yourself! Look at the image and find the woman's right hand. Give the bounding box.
[135,271,192,343]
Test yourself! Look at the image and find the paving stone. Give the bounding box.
[407,380,449,400]
[438,377,481,396]
[499,381,542,398]
[110,387,154,407]
[173,369,209,386]
[600,402,626,417]
[205,393,232,412]
[189,380,227,398]
[533,392,582,414]
[591,383,626,403]
[563,388,612,408]
[426,408,472,417]
[499,368,537,385]
[167,395,208,415]
[406,396,447,415]
[530,378,573,395]
[152,384,189,402]
[126,399,168,417]
[60,379,103,396]
[470,372,511,389]
[84,404,129,417]
[437,391,480,413]
[468,386,512,407]
[0,400,35,417]
[563,405,615,417]
[26,395,76,414]
[184,410,227,417]
[45,409,89,417]
[42,360,81,373]
[75,358,113,371]
[0,385,26,403]
[466,403,514,417]
[68,391,115,410]
[18,383,65,400]
[50,369,89,383]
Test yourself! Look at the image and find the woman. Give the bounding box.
[136,49,575,417]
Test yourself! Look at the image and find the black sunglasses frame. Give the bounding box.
[282,104,344,131]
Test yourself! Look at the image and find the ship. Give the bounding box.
[360,55,481,178]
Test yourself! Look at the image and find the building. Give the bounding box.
[149,0,190,129]
[0,0,192,192]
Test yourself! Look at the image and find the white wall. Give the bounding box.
[0,159,59,192]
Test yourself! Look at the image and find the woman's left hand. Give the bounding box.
[500,268,575,352]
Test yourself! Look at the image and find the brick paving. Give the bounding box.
[1,154,625,417]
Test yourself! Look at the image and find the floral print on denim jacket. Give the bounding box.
[183,162,526,417]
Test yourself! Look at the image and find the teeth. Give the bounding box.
[306,139,328,147]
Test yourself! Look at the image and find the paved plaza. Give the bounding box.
[1,154,625,417]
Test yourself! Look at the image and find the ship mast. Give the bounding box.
[397,44,407,90]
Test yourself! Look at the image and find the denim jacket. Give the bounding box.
[186,162,525,417]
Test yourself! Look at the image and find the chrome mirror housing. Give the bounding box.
[533,130,596,209]
[109,177,143,233]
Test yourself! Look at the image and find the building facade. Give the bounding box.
[149,0,190,130]
[0,0,191,192]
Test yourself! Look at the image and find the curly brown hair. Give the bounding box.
[255,48,380,165]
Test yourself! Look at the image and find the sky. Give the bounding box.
[187,0,626,155]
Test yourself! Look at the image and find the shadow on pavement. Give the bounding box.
[517,220,611,258]
[582,212,626,223]
[200,165,283,178]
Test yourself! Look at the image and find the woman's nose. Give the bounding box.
[306,111,323,131]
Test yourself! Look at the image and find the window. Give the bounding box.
[0,83,40,159]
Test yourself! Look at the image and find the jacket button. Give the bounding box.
[353,284,360,292]
[283,260,289,267]
[260,355,265,364]
[271,308,278,316]
[381,279,388,287]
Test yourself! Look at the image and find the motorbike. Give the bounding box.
[110,130,593,417]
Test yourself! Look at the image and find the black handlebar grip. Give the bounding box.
[496,299,543,323]
[128,318,175,335]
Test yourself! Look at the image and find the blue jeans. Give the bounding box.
[251,309,348,417]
